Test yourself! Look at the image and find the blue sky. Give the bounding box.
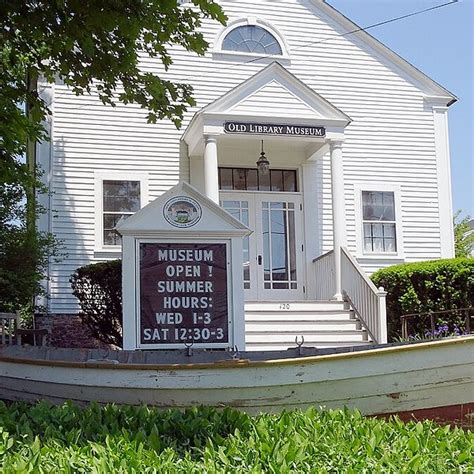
[329,0,473,217]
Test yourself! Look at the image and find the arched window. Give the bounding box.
[222,25,282,55]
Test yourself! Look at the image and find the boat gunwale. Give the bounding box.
[0,336,472,371]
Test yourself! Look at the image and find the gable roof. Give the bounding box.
[182,62,351,151]
[314,0,456,105]
[200,61,351,122]
[117,181,251,237]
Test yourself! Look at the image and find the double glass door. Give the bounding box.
[221,193,305,301]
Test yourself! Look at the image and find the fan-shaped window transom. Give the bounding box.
[222,25,282,55]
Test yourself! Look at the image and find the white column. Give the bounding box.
[330,140,346,300]
[302,161,319,298]
[203,135,219,203]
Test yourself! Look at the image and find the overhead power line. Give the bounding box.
[45,0,459,109]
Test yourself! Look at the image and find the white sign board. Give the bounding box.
[117,182,251,350]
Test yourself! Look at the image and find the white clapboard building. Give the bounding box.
[37,0,456,350]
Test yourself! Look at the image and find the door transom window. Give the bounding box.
[218,167,298,192]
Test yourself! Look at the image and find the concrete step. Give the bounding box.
[245,311,355,321]
[246,330,368,344]
[246,319,361,332]
[244,300,346,312]
[243,300,371,351]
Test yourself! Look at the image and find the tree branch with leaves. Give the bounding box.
[0,0,227,314]
[454,210,474,258]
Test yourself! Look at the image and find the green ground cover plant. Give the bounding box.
[371,258,474,341]
[0,402,472,472]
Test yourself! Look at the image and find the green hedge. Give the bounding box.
[1,402,472,471]
[371,258,474,340]
[70,259,122,347]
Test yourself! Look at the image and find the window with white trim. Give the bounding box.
[222,25,282,55]
[362,191,397,253]
[102,180,141,246]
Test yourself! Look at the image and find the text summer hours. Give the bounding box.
[156,248,214,309]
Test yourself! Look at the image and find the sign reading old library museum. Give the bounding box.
[139,242,228,345]
[224,121,326,137]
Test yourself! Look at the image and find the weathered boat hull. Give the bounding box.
[1,337,473,424]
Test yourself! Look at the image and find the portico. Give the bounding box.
[182,62,351,302]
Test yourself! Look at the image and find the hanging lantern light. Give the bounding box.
[256,140,270,175]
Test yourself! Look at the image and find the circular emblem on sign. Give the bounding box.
[163,196,202,228]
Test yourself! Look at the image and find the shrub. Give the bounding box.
[70,260,122,347]
[371,258,474,341]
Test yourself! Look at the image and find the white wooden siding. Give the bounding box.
[46,0,447,313]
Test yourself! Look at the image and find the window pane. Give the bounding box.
[233,169,246,190]
[270,170,283,191]
[222,26,282,55]
[103,181,140,212]
[222,200,240,209]
[288,210,297,281]
[373,237,384,253]
[104,230,121,246]
[227,209,241,220]
[103,213,132,245]
[246,169,258,190]
[383,223,396,238]
[103,196,139,212]
[283,170,296,192]
[263,209,270,280]
[103,213,132,230]
[362,191,395,221]
[364,237,373,252]
[242,209,249,226]
[372,223,383,238]
[270,208,288,281]
[384,238,397,252]
[219,168,233,190]
[258,170,270,191]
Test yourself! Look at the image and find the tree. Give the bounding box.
[1,0,226,174]
[0,178,60,315]
[0,1,226,314]
[453,210,474,258]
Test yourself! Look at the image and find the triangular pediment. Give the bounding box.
[201,62,350,122]
[117,182,251,236]
[229,80,321,119]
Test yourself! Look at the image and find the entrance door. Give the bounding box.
[221,193,305,301]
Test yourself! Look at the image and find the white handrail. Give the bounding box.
[341,247,387,343]
[312,250,335,300]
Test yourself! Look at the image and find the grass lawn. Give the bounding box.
[0,402,472,472]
